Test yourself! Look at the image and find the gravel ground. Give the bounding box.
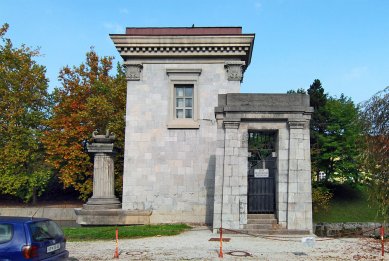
[66,227,388,260]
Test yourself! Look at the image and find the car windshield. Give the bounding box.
[29,220,64,242]
[0,224,13,244]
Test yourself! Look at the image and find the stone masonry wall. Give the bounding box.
[213,94,313,232]
[122,62,240,224]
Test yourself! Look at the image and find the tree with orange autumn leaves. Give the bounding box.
[43,50,126,201]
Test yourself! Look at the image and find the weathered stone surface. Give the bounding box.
[74,209,151,225]
[0,207,77,221]
[314,222,388,237]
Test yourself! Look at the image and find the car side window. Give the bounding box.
[0,224,13,244]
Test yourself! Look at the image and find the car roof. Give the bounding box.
[0,216,51,223]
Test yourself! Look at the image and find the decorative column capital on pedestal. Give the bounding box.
[224,61,246,82]
[125,63,143,81]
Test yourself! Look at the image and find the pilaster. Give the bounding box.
[286,119,312,231]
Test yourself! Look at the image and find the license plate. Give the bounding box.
[47,243,60,253]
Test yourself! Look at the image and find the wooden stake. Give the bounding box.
[114,227,119,258]
[381,226,384,257]
[219,227,223,258]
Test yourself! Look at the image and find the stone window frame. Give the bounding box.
[166,68,201,129]
[174,85,194,119]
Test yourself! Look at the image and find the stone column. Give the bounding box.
[83,131,121,210]
[287,120,312,231]
[213,119,241,231]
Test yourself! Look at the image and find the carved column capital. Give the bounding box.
[125,63,143,81]
[224,61,245,82]
[223,121,240,129]
[288,120,307,129]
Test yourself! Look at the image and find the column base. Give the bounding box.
[83,197,121,210]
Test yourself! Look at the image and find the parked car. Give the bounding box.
[0,216,69,260]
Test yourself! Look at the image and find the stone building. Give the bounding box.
[110,27,313,233]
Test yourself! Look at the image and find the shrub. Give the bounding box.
[312,185,333,213]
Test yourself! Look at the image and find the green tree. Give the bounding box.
[289,80,363,183]
[318,95,363,182]
[286,88,306,94]
[360,87,388,221]
[43,49,126,200]
[306,80,329,180]
[0,23,52,202]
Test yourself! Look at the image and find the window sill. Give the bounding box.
[167,120,200,129]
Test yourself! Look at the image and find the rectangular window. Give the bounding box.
[166,68,201,129]
[175,85,193,119]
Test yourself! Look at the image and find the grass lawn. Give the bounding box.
[63,224,191,241]
[313,184,385,223]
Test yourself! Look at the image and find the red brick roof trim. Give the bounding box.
[125,27,242,36]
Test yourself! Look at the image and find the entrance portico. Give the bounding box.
[212,93,314,233]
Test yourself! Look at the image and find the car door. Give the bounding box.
[0,222,27,261]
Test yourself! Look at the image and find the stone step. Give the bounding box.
[241,229,311,236]
[244,223,274,230]
[241,229,277,235]
[247,218,277,224]
[247,214,275,219]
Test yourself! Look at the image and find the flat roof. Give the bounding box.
[125,27,243,36]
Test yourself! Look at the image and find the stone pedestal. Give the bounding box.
[75,131,151,225]
[74,209,152,225]
[83,143,121,210]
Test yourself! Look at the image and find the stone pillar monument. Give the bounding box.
[75,130,151,225]
[83,130,121,209]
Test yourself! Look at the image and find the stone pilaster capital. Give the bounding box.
[288,120,307,129]
[224,61,246,82]
[223,120,240,129]
[124,63,143,81]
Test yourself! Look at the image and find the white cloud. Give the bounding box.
[254,1,262,9]
[103,22,125,34]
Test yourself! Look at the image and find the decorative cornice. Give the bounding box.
[125,63,143,81]
[224,121,240,129]
[110,35,254,67]
[224,61,245,82]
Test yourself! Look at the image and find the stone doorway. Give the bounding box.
[212,93,314,233]
[247,131,277,214]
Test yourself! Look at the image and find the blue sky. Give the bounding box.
[1,0,388,104]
